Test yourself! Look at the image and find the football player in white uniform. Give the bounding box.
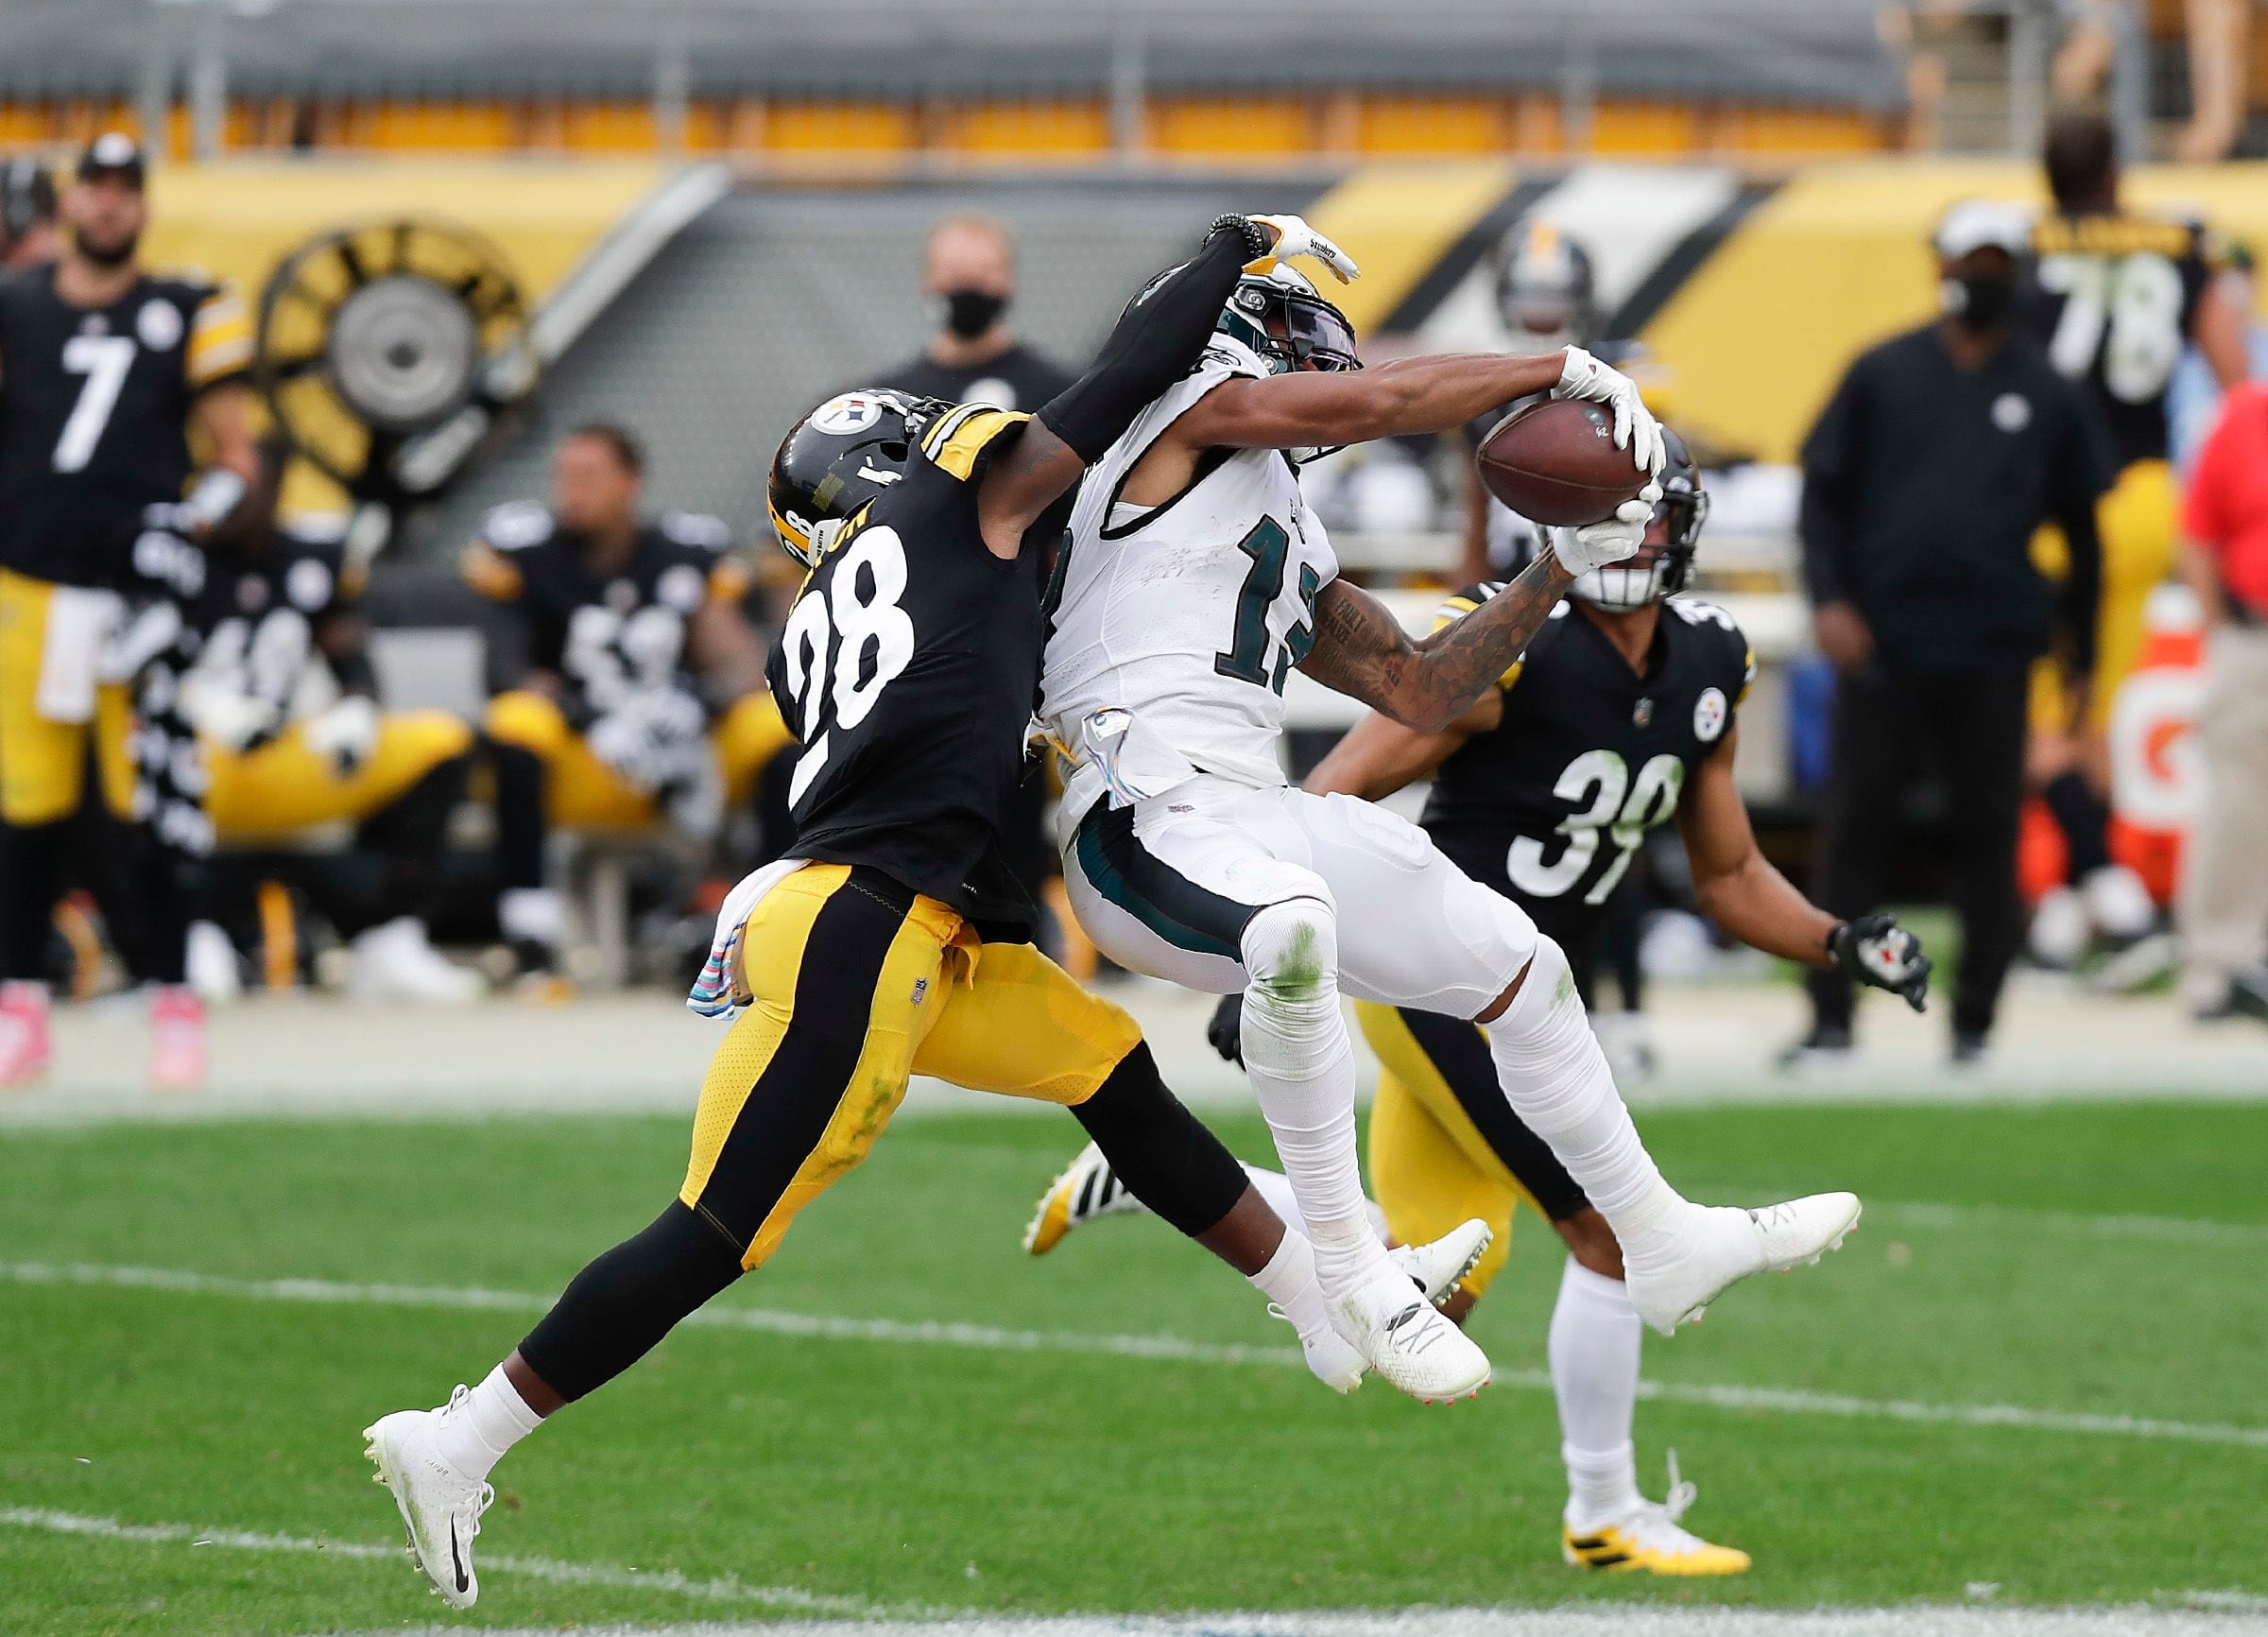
[1041,260,1861,1399]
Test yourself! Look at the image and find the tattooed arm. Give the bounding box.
[1297,553,1575,732]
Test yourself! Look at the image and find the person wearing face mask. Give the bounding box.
[868,214,1075,415]
[1786,199,2117,1070]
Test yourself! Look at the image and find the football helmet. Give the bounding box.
[1555,424,1706,612]
[1497,218,1596,345]
[1217,263,1360,378]
[766,389,944,565]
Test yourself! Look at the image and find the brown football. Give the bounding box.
[1474,398,1649,526]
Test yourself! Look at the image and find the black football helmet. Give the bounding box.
[1556,424,1707,612]
[767,389,945,565]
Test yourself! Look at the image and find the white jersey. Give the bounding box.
[1041,336,1338,798]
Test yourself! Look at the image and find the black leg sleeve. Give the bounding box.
[489,740,549,893]
[0,819,67,981]
[2041,768,2112,881]
[517,1200,746,1405]
[343,750,473,935]
[1070,1042,1248,1241]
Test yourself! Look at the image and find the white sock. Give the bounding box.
[433,1365,542,1483]
[1245,1226,1332,1339]
[1237,900,1389,1296]
[1550,1257,1644,1526]
[1486,939,1685,1242]
[499,887,565,949]
[1239,1161,1388,1242]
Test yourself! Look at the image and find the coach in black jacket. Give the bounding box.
[1791,199,2115,1067]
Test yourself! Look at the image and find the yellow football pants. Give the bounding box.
[486,688,795,831]
[0,567,135,825]
[1358,999,1545,1302]
[203,711,474,840]
[2030,457,2177,734]
[681,862,1142,1269]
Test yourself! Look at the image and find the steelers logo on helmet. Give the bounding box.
[768,388,939,567]
[1563,422,1709,613]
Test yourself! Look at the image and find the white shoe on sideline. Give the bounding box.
[365,1389,496,1610]
[1390,1217,1493,1308]
[349,918,486,1004]
[1332,1267,1491,1404]
[185,921,243,1004]
[1623,1194,1861,1335]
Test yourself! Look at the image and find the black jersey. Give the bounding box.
[463,505,749,721]
[868,340,1075,418]
[768,402,1064,934]
[1418,585,1755,959]
[2029,211,2215,471]
[176,525,359,705]
[0,263,250,587]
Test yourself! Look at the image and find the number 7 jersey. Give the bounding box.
[1040,336,1335,795]
[769,402,1057,933]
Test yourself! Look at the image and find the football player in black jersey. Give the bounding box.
[462,422,788,985]
[2023,112,2250,971]
[1026,430,1930,1576]
[361,214,1492,1611]
[0,134,258,1087]
[114,441,484,1003]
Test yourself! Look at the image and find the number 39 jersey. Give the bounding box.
[1418,586,1755,960]
[1041,336,1337,794]
[2030,211,2214,471]
[769,403,1057,932]
[0,263,252,587]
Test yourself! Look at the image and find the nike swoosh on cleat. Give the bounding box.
[450,1519,469,1594]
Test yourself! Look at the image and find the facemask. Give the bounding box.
[939,288,1006,339]
[1941,271,2016,333]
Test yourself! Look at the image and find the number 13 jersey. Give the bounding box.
[769,402,1057,933]
[1041,335,1337,795]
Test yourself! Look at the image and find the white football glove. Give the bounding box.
[1244,214,1360,284]
[1555,346,1665,476]
[304,695,380,778]
[587,687,707,793]
[179,673,284,753]
[1551,483,1661,577]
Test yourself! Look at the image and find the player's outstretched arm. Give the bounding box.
[1302,694,1497,801]
[974,214,1288,554]
[1676,728,1931,1008]
[1297,499,1656,733]
[1171,346,1662,472]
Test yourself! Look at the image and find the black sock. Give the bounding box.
[0,819,67,982]
[2042,770,2112,881]
[489,740,550,892]
[516,1201,744,1404]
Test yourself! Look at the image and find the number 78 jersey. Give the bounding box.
[767,402,1052,927]
[1041,337,1336,795]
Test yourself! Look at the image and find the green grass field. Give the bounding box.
[4,1099,2266,1635]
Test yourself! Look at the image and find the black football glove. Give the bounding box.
[1206,992,1246,1066]
[1829,913,1931,1012]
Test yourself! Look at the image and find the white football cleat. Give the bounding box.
[364,1388,496,1610]
[1022,1141,1150,1255]
[1623,1193,1861,1336]
[349,918,486,1004]
[1332,1269,1491,1403]
[1389,1217,1493,1308]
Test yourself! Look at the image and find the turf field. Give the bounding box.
[3,1098,2266,1635]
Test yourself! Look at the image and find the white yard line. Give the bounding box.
[1864,1200,2268,1249]
[9,1260,2265,1452]
[0,1506,912,1618]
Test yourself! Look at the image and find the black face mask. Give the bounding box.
[1943,270,2017,334]
[939,288,1006,339]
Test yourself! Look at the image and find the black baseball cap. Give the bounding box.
[77,132,146,189]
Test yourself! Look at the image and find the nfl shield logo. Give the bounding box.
[910,976,929,1007]
[1632,698,1654,728]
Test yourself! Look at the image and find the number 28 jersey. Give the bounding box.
[770,402,1058,932]
[1419,586,1755,960]
[1041,336,1336,795]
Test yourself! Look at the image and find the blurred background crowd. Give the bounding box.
[0,0,2263,1090]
